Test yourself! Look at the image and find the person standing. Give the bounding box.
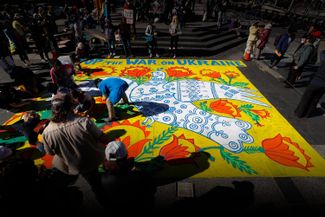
[255,23,272,60]
[145,20,159,58]
[284,35,316,87]
[29,13,50,62]
[169,15,181,58]
[269,29,295,68]
[0,24,15,74]
[42,92,112,203]
[12,13,30,66]
[118,18,132,57]
[294,50,325,118]
[123,0,136,39]
[243,21,259,61]
[104,18,116,58]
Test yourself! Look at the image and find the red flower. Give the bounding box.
[251,109,270,119]
[121,66,151,77]
[166,67,194,77]
[199,69,221,79]
[120,136,151,158]
[262,134,313,170]
[102,120,152,159]
[210,100,241,118]
[224,71,240,78]
[159,135,191,161]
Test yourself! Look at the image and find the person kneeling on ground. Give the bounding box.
[95,78,130,122]
[71,89,95,117]
[21,111,49,151]
[50,60,78,92]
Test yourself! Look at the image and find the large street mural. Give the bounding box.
[1,58,325,177]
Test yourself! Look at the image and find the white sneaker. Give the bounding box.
[149,54,153,58]
[41,59,46,63]
[173,55,176,58]
[156,54,160,58]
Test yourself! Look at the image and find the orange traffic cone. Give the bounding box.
[243,50,251,61]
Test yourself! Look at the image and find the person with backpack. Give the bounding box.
[284,35,316,88]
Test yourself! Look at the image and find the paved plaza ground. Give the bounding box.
[1,22,325,216]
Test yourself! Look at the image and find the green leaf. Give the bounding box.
[238,104,254,110]
[136,126,178,161]
[243,110,260,123]
[219,148,257,175]
[217,77,228,84]
[231,82,249,88]
[243,146,265,154]
[199,101,212,112]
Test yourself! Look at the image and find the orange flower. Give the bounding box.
[121,66,151,77]
[159,135,190,161]
[251,109,270,119]
[120,136,151,158]
[262,134,313,170]
[199,69,221,79]
[166,67,194,77]
[224,71,240,78]
[210,100,241,118]
[102,120,151,159]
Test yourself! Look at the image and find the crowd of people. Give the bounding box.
[243,20,324,118]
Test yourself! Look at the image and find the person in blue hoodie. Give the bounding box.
[294,50,325,118]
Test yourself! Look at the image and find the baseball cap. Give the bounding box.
[105,141,128,161]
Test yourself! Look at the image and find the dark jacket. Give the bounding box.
[293,43,315,68]
[276,33,294,54]
[311,50,325,85]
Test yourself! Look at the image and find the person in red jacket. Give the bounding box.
[255,23,272,60]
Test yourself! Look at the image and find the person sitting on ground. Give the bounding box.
[21,111,49,151]
[10,66,40,95]
[50,59,78,91]
[284,35,316,87]
[70,89,95,117]
[102,141,156,212]
[294,50,325,118]
[0,85,32,109]
[95,78,130,122]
